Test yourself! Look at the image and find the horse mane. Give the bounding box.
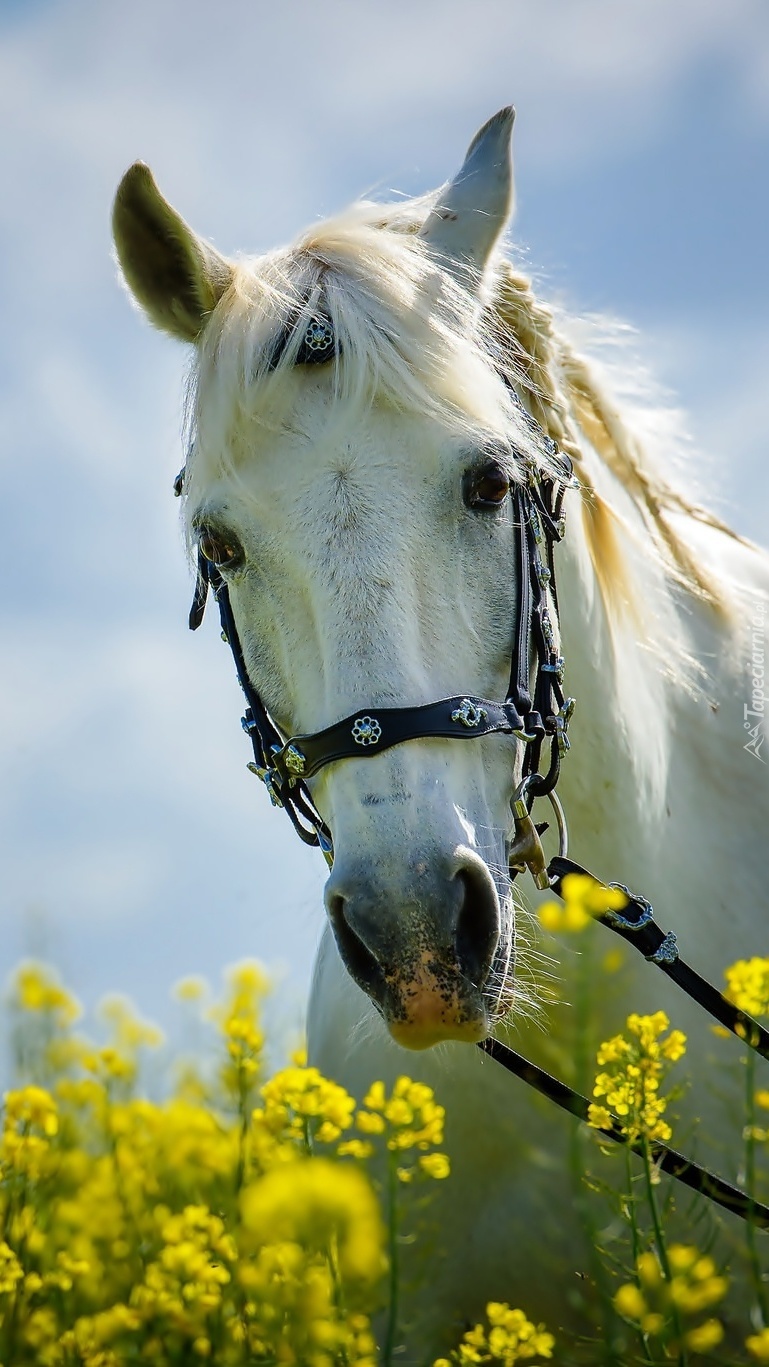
[489,263,749,621]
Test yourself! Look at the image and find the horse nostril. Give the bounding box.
[326,893,386,999]
[454,864,500,989]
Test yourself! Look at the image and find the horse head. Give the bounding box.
[113,109,570,1049]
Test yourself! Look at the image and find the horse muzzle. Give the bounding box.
[323,846,500,1049]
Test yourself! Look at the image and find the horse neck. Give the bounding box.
[550,494,767,976]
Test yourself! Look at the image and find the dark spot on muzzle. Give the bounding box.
[325,851,500,1045]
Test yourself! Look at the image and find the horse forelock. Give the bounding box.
[182,200,557,504]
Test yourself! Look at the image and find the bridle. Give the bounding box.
[184,401,576,884]
[177,319,769,1229]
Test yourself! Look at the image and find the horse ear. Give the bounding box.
[419,107,515,285]
[112,163,234,342]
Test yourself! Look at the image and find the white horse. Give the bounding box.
[113,110,768,1360]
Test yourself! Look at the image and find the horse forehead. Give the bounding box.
[227,402,455,543]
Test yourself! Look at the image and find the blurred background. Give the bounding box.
[1,0,767,1052]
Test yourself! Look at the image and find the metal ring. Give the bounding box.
[545,788,568,860]
[512,776,569,859]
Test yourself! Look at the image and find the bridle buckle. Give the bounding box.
[246,761,284,808]
[554,697,576,755]
[509,781,549,890]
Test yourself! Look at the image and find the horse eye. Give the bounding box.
[198,529,243,570]
[464,462,511,510]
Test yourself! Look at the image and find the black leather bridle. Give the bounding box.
[176,322,769,1229]
[184,423,576,879]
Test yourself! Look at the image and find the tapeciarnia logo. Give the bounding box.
[744,598,766,764]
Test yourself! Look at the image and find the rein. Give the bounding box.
[177,337,768,1231]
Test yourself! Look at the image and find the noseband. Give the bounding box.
[182,397,577,877]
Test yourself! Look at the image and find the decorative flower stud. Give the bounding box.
[451,699,488,729]
[352,716,382,747]
[303,318,335,353]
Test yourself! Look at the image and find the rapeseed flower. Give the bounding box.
[241,1158,384,1289]
[433,1300,555,1363]
[11,963,81,1025]
[357,1076,450,1182]
[173,974,209,1002]
[538,872,627,933]
[586,1011,686,1144]
[614,1245,727,1353]
[747,1326,769,1361]
[257,1065,356,1147]
[724,956,769,1019]
[0,1240,24,1294]
[210,959,269,1101]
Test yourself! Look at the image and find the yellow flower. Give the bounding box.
[684,1318,724,1352]
[0,1241,24,1295]
[256,1066,356,1147]
[601,947,625,974]
[748,1327,769,1362]
[419,1152,451,1180]
[337,1139,374,1160]
[439,1300,554,1363]
[586,1103,612,1131]
[363,1081,386,1111]
[356,1110,386,1135]
[724,957,769,1018]
[12,962,82,1024]
[240,1158,384,1288]
[587,1013,686,1145]
[353,1077,447,1181]
[172,975,208,1002]
[4,1084,59,1136]
[614,1283,646,1320]
[538,873,627,934]
[615,1246,727,1352]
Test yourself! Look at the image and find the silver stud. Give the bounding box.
[352,715,382,746]
[304,318,334,353]
[647,932,679,965]
[554,697,576,755]
[541,609,556,653]
[451,699,488,729]
[284,744,306,776]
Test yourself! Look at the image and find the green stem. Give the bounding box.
[641,1138,687,1367]
[235,1061,251,1192]
[382,1151,400,1367]
[624,1147,654,1366]
[569,938,620,1361]
[327,1232,350,1367]
[744,1049,769,1326]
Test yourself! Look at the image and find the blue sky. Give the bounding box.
[1,0,767,1054]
